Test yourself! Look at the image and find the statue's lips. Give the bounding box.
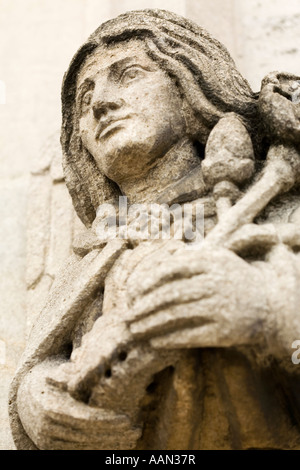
[95,116,131,140]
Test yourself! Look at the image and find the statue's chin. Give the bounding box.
[100,154,154,184]
[95,138,172,184]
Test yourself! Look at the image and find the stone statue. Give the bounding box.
[9,9,300,450]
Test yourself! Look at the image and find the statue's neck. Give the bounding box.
[117,138,201,204]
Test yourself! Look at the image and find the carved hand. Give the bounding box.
[17,359,142,450]
[126,243,273,350]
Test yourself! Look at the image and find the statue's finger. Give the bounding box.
[150,324,226,349]
[127,274,214,322]
[127,251,210,300]
[129,300,217,339]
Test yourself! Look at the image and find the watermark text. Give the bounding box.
[94,197,204,249]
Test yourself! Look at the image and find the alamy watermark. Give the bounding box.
[0,80,6,105]
[292,340,300,364]
[291,81,300,104]
[94,196,204,249]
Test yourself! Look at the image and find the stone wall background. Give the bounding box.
[0,0,299,450]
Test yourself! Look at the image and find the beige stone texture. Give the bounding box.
[235,0,300,91]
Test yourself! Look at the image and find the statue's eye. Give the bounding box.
[121,66,145,85]
[81,91,93,113]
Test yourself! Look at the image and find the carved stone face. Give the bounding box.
[77,40,187,184]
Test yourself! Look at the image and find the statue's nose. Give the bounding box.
[92,99,124,120]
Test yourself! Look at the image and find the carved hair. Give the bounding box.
[61,9,259,227]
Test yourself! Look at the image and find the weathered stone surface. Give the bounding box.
[235,0,300,91]
[26,174,52,289]
[46,182,73,278]
[26,275,54,338]
[0,178,28,450]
